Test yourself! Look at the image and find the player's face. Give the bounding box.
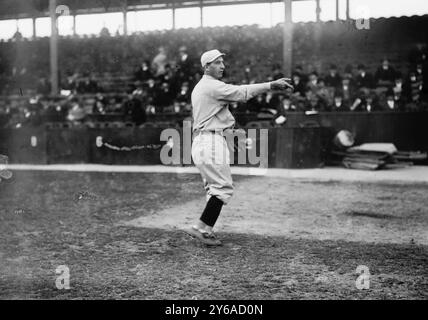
[206,57,225,79]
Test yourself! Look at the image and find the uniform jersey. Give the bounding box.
[191,74,271,132]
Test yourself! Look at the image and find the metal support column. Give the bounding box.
[49,0,59,95]
[282,0,293,77]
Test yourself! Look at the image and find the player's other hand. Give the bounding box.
[270,78,294,91]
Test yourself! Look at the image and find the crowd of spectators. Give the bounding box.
[0,17,428,128]
[269,55,428,115]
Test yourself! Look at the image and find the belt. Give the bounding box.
[193,129,229,136]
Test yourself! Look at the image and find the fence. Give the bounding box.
[0,112,427,168]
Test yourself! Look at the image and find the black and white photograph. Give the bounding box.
[0,0,427,307]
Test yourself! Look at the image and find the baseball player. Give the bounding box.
[186,49,293,246]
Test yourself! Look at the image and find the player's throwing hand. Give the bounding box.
[270,78,294,91]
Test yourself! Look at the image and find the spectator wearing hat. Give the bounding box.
[291,73,306,97]
[268,90,287,111]
[336,76,357,107]
[160,63,179,95]
[375,59,397,88]
[278,95,297,113]
[145,78,158,105]
[415,62,425,80]
[391,76,405,102]
[152,46,168,78]
[381,90,403,111]
[153,81,175,112]
[316,79,334,109]
[176,81,191,105]
[343,64,355,83]
[363,95,382,112]
[330,94,350,112]
[176,45,194,83]
[124,89,147,126]
[404,71,423,105]
[306,72,321,95]
[134,60,153,82]
[271,95,297,126]
[393,92,406,111]
[324,64,342,88]
[305,91,326,112]
[355,64,374,89]
[352,90,382,112]
[293,65,308,84]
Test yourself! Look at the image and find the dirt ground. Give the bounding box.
[0,170,427,299]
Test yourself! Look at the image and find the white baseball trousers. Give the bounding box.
[191,132,234,204]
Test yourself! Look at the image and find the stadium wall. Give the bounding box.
[0,112,427,167]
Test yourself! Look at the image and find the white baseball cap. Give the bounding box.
[200,49,225,67]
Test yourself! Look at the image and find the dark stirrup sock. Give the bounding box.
[200,196,224,227]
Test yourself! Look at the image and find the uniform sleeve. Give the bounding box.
[212,81,271,102]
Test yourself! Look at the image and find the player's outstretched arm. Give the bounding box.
[215,78,294,103]
[270,78,294,91]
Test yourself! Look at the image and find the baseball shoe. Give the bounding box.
[184,226,222,246]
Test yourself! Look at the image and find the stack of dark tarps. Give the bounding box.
[328,131,427,170]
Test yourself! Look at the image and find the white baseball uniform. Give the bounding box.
[191,74,271,204]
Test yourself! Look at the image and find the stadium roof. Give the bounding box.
[0,0,298,20]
